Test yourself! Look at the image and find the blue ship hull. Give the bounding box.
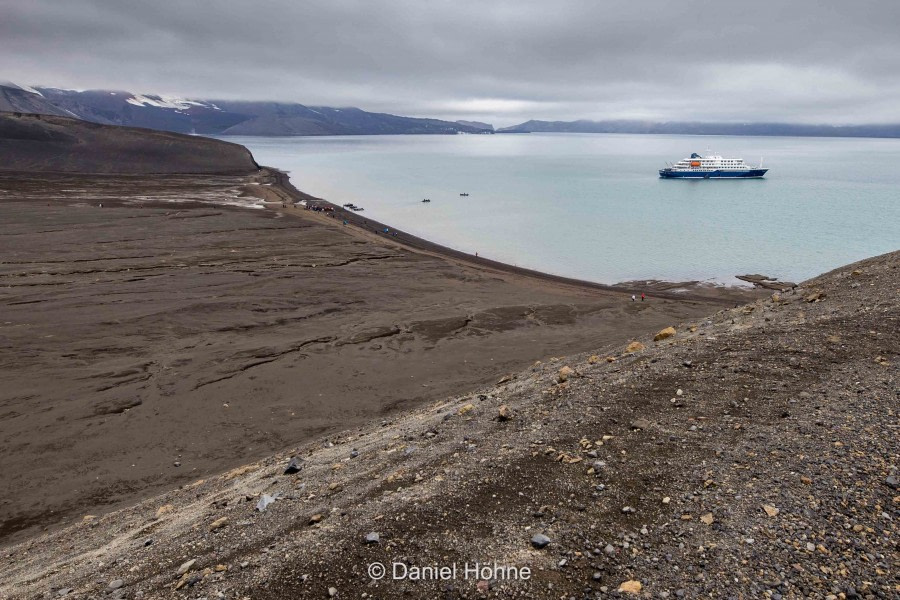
[659,169,768,179]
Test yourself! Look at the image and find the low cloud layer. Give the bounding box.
[2,0,898,126]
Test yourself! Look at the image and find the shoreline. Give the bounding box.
[0,169,758,547]
[253,167,768,306]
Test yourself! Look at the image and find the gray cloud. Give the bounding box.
[2,0,899,126]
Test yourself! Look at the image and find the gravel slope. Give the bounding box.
[1,251,896,599]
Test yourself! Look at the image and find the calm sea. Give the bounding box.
[226,133,900,285]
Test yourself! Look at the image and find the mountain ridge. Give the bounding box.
[1,84,492,137]
[499,118,900,138]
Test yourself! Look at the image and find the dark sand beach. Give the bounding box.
[0,169,760,545]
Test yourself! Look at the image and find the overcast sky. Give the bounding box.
[2,0,899,126]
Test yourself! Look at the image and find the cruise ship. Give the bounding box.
[659,153,768,179]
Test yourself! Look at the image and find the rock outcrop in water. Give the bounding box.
[1,250,895,598]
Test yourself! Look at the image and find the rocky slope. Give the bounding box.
[0,112,258,174]
[1,251,896,599]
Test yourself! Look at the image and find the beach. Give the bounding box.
[0,169,759,545]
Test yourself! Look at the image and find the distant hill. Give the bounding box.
[455,120,495,132]
[2,84,492,137]
[499,119,900,138]
[0,112,259,174]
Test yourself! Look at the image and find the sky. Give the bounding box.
[2,0,899,127]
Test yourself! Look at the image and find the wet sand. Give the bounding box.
[0,170,761,544]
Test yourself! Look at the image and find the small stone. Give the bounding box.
[654,326,676,341]
[176,559,197,576]
[588,355,600,364]
[531,533,551,549]
[209,517,228,531]
[108,580,125,590]
[885,475,898,489]
[630,419,651,430]
[625,341,645,353]
[365,532,380,544]
[662,496,671,504]
[592,571,603,581]
[700,512,714,525]
[458,403,475,416]
[309,513,324,525]
[284,456,303,475]
[57,589,72,597]
[497,374,513,384]
[557,366,574,383]
[328,587,338,597]
[155,504,174,518]
[676,388,684,396]
[497,405,512,421]
[173,461,181,467]
[604,544,615,555]
[762,504,780,517]
[682,360,693,368]
[618,580,642,594]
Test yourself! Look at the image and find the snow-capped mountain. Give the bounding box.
[0,83,491,136]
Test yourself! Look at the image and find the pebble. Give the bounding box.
[364,532,380,544]
[531,533,551,549]
[108,579,124,590]
[328,587,338,597]
[604,544,615,555]
[176,559,197,576]
[284,456,303,475]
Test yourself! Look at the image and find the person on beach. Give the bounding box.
[631,294,636,302]
[641,293,645,301]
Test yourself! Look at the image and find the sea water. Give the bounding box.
[227,133,900,285]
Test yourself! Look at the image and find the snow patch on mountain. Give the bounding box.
[125,94,219,110]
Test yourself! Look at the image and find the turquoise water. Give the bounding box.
[228,133,900,285]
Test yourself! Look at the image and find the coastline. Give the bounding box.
[254,167,766,306]
[0,169,760,547]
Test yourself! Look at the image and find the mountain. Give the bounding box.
[0,112,258,174]
[499,119,900,138]
[0,83,75,117]
[2,84,491,136]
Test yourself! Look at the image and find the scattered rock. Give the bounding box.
[309,513,324,525]
[497,404,512,421]
[283,456,303,475]
[458,403,475,416]
[176,559,197,576]
[618,580,643,594]
[364,532,380,545]
[885,475,898,489]
[700,512,714,525]
[530,533,551,549]
[107,579,124,590]
[625,341,645,353]
[256,493,278,512]
[209,516,228,531]
[497,374,513,384]
[762,504,780,517]
[630,419,651,430]
[328,587,338,597]
[588,355,600,364]
[805,290,825,302]
[557,366,574,383]
[654,326,676,341]
[155,504,174,518]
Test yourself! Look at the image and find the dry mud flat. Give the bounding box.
[0,172,747,547]
[0,239,895,597]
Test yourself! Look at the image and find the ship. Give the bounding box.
[659,152,767,179]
